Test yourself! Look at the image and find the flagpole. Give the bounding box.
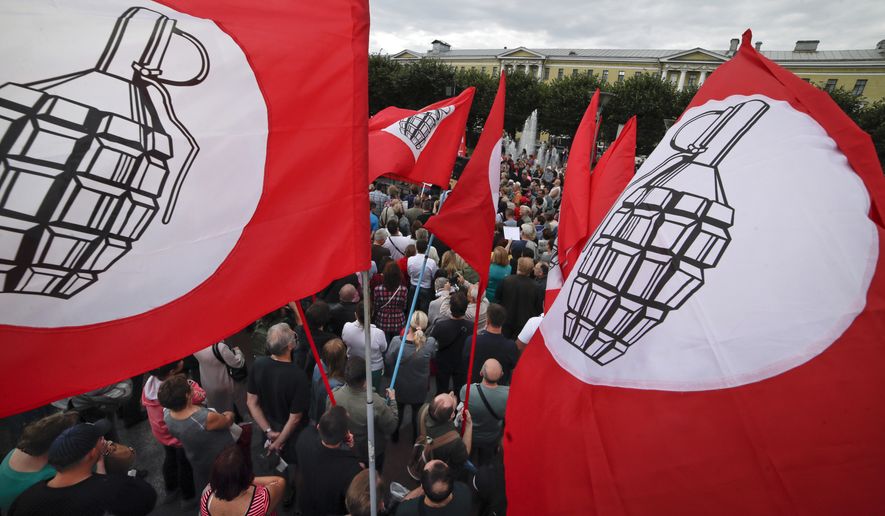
[389,233,435,390]
[358,270,379,516]
[462,286,485,416]
[292,300,335,406]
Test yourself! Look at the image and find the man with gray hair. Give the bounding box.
[372,228,392,272]
[247,322,310,506]
[427,277,451,331]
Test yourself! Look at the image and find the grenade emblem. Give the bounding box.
[398,107,453,150]
[0,7,209,299]
[563,99,770,365]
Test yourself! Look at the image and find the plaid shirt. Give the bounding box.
[372,284,407,333]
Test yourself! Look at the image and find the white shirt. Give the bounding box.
[384,235,415,260]
[517,314,544,345]
[341,321,388,372]
[407,254,438,289]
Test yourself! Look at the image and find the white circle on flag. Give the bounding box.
[542,94,878,391]
[0,0,266,327]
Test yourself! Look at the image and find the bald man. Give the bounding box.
[418,392,472,474]
[460,358,509,466]
[328,284,359,336]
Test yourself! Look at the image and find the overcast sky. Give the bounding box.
[369,0,885,54]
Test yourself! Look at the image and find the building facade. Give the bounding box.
[391,39,885,102]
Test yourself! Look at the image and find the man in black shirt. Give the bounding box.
[10,421,156,516]
[396,460,472,515]
[429,291,473,396]
[496,256,544,338]
[463,304,520,385]
[328,284,360,336]
[295,406,362,516]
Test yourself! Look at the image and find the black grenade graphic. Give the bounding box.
[0,7,209,299]
[563,99,769,365]
[398,107,453,150]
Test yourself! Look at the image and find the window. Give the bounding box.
[544,67,550,80]
[617,71,625,83]
[601,69,609,82]
[586,69,594,77]
[635,71,643,77]
[492,66,498,75]
[572,69,579,77]
[481,66,486,74]
[470,66,476,72]
[824,79,837,92]
[853,79,868,96]
[557,68,564,79]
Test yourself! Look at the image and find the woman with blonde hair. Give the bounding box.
[486,246,512,301]
[385,310,437,442]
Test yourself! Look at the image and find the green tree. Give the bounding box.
[539,74,606,136]
[824,86,867,120]
[602,74,684,155]
[503,71,543,135]
[454,69,497,147]
[857,99,885,170]
[368,54,402,115]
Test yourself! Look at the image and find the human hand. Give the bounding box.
[385,388,396,401]
[462,408,472,427]
[266,430,281,441]
[268,437,286,454]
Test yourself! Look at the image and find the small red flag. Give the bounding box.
[458,134,468,157]
[369,88,474,187]
[507,30,885,515]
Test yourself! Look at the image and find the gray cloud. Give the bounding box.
[370,0,885,53]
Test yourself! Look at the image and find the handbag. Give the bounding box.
[212,342,248,382]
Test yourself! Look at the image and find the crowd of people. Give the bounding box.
[0,152,564,516]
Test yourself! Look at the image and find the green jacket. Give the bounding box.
[331,385,399,461]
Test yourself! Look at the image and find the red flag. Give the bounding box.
[545,113,636,310]
[507,30,885,515]
[458,134,468,157]
[0,0,369,416]
[423,75,503,290]
[368,88,474,187]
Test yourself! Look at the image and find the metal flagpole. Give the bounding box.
[359,270,378,516]
[389,233,435,389]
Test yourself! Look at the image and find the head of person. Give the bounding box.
[534,261,549,279]
[322,338,348,381]
[306,300,331,329]
[410,219,423,236]
[416,239,429,255]
[208,445,254,501]
[449,291,468,318]
[344,356,367,389]
[480,358,504,385]
[520,223,535,241]
[517,256,535,276]
[382,261,401,291]
[149,360,184,381]
[409,310,429,349]
[17,412,79,457]
[346,469,388,516]
[266,322,297,356]
[434,276,450,294]
[47,420,112,472]
[373,228,389,245]
[404,244,417,258]
[486,303,506,330]
[318,405,349,447]
[492,246,509,266]
[519,205,531,220]
[429,392,457,423]
[157,374,192,411]
[386,218,400,235]
[387,185,400,199]
[339,284,359,304]
[414,228,429,242]
[421,460,455,504]
[422,199,433,211]
[505,208,515,220]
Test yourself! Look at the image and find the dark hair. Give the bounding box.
[17,412,79,456]
[410,219,423,235]
[449,291,468,318]
[157,375,190,411]
[487,303,506,327]
[149,361,181,380]
[306,301,331,328]
[209,446,254,501]
[319,406,349,445]
[386,219,399,234]
[416,239,429,254]
[421,461,454,503]
[404,244,417,258]
[354,301,368,325]
[382,261,401,291]
[344,357,367,388]
[422,199,433,210]
[346,469,388,516]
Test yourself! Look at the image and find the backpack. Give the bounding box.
[407,404,461,480]
[211,342,248,382]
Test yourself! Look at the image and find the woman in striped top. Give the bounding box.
[200,445,285,516]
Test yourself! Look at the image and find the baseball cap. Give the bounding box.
[47,419,111,468]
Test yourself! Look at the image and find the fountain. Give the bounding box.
[517,109,538,158]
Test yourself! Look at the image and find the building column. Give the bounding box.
[699,70,708,85]
[537,63,543,79]
[677,69,686,90]
[661,68,668,80]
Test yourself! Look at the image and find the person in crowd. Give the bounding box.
[370,201,380,232]
[386,311,438,443]
[247,322,310,507]
[472,442,507,516]
[329,284,360,336]
[292,299,338,376]
[397,243,417,281]
[194,340,248,417]
[142,361,203,507]
[414,228,441,265]
[516,313,544,352]
[416,198,435,225]
[371,228,392,273]
[502,208,518,227]
[397,460,472,515]
[463,304,520,385]
[368,183,389,212]
[160,375,238,499]
[9,421,156,516]
[460,359,509,466]
[384,218,416,260]
[199,445,285,516]
[418,393,472,475]
[430,291,472,397]
[496,257,544,339]
[331,357,398,471]
[404,194,425,224]
[486,246,512,302]
[345,469,390,516]
[380,198,404,228]
[0,412,79,512]
[295,406,362,516]
[373,261,408,343]
[319,273,360,304]
[310,338,348,423]
[439,250,478,284]
[342,301,388,391]
[408,239,439,313]
[533,261,549,287]
[427,277,451,331]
